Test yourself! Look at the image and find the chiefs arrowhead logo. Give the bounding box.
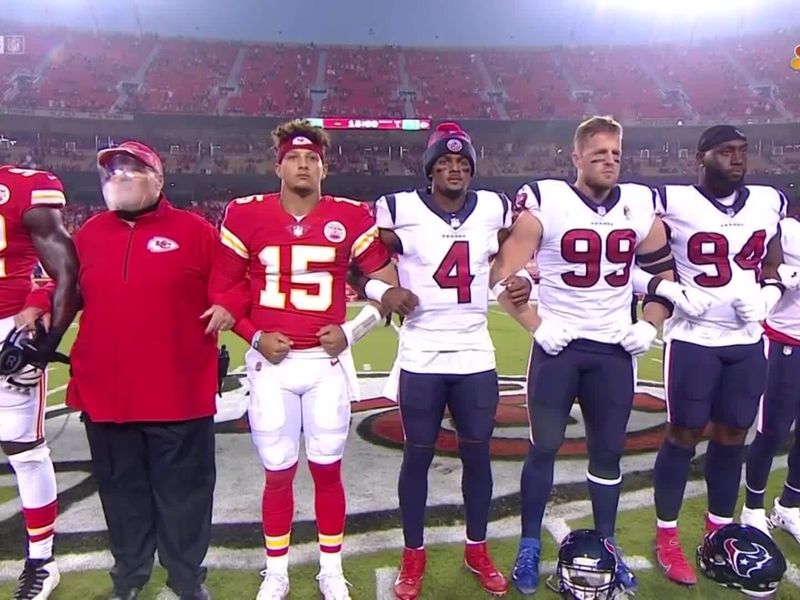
[146,236,180,253]
[292,136,313,146]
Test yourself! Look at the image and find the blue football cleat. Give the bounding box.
[511,537,541,595]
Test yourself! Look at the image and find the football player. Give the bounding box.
[210,119,416,600]
[0,165,80,599]
[741,210,800,541]
[489,116,696,596]
[356,122,532,600]
[652,125,787,586]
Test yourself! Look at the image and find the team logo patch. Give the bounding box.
[446,139,463,152]
[146,236,180,253]
[0,185,10,205]
[324,221,347,243]
[292,136,313,146]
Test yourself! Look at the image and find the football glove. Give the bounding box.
[653,280,714,318]
[620,321,657,356]
[533,320,577,356]
[732,289,775,324]
[778,264,800,291]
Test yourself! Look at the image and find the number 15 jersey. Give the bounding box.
[658,185,784,346]
[519,179,656,344]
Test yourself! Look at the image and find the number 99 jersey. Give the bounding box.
[658,185,785,346]
[375,189,512,353]
[0,166,67,318]
[519,179,656,344]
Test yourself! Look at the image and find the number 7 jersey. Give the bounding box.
[658,184,785,346]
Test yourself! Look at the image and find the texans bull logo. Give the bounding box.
[723,538,772,579]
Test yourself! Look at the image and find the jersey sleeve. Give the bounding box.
[498,192,513,229]
[218,198,251,260]
[516,182,541,214]
[374,194,396,229]
[350,202,390,274]
[779,190,789,219]
[11,169,67,218]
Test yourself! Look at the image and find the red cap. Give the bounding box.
[97,140,163,176]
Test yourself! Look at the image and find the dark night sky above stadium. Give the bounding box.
[2,0,799,46]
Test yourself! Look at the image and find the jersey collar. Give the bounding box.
[693,185,750,217]
[417,189,478,229]
[569,183,621,216]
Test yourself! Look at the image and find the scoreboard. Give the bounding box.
[305,117,431,131]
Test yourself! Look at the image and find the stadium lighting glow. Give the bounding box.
[597,0,760,14]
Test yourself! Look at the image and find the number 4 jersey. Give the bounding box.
[0,165,67,318]
[375,189,512,357]
[658,184,785,346]
[520,179,656,344]
[219,193,390,349]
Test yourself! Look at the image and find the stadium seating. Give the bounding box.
[0,21,798,121]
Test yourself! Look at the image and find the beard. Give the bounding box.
[102,179,157,212]
[704,161,745,194]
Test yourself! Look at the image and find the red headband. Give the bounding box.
[277,135,325,163]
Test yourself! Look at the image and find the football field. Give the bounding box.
[0,307,799,599]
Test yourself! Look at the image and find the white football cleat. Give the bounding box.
[769,499,800,543]
[255,570,290,600]
[316,570,352,600]
[740,506,773,538]
[13,557,60,600]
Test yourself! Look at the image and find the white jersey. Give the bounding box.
[659,184,785,346]
[521,179,656,344]
[375,188,511,373]
[766,217,800,343]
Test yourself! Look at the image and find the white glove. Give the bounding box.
[654,280,714,318]
[778,264,800,291]
[533,320,577,356]
[2,365,42,393]
[732,290,771,324]
[620,321,657,356]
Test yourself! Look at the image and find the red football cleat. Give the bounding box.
[705,514,727,535]
[394,547,426,600]
[464,542,509,596]
[655,527,697,586]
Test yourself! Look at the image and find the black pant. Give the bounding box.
[83,415,216,596]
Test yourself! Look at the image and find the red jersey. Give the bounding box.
[217,193,390,349]
[0,166,67,318]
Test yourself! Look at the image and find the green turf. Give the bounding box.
[1,469,797,598]
[0,486,16,505]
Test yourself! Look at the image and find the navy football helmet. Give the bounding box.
[556,529,618,599]
[697,523,786,597]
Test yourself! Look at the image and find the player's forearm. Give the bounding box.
[233,317,259,345]
[210,244,250,295]
[209,279,251,322]
[641,300,669,329]
[497,293,540,332]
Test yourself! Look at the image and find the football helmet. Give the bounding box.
[697,523,786,597]
[556,529,618,599]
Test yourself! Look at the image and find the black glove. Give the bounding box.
[20,322,70,370]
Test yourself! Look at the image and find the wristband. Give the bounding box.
[340,304,382,346]
[364,279,393,303]
[251,330,263,349]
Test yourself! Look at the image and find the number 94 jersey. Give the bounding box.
[658,184,785,346]
[520,179,656,344]
[375,189,512,352]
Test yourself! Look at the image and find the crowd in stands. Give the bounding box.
[1,20,798,122]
